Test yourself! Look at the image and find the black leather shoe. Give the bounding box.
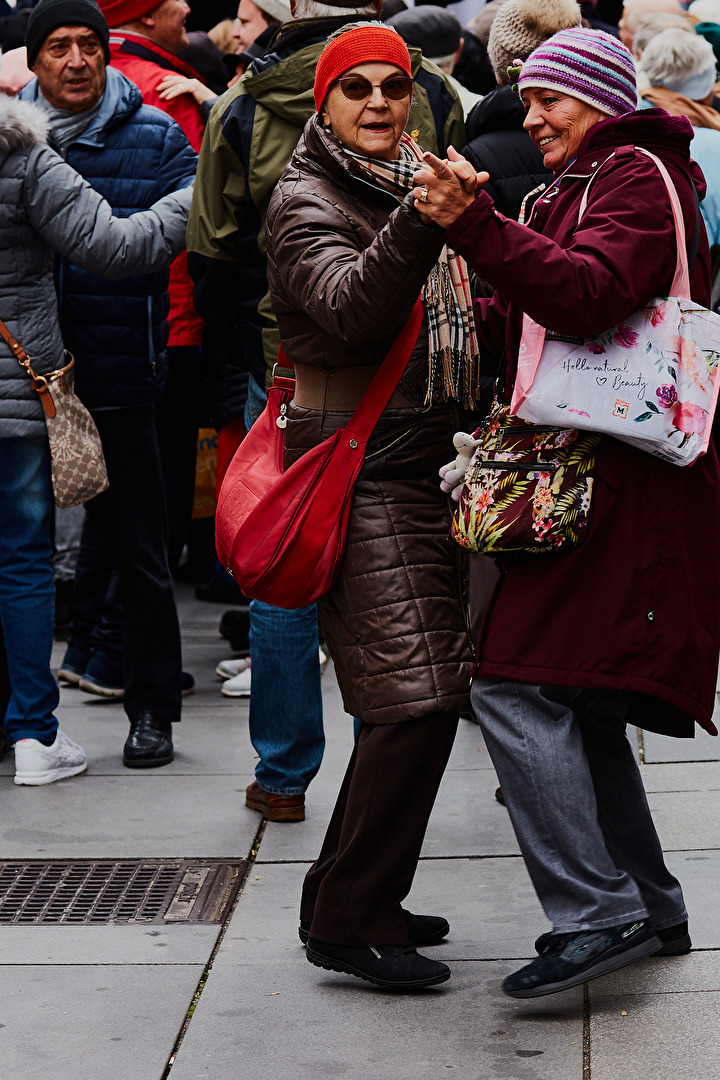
[299,909,449,947]
[123,714,174,769]
[306,939,450,990]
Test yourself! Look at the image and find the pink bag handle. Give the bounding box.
[577,147,691,299]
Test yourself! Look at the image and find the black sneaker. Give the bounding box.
[535,919,691,958]
[306,939,450,990]
[503,919,661,998]
[299,910,449,948]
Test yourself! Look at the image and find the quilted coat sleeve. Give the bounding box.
[445,152,690,339]
[266,191,445,345]
[23,144,191,280]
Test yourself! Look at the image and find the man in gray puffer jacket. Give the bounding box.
[0,91,191,786]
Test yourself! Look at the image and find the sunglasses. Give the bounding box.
[334,75,414,102]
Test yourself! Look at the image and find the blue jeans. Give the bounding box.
[244,375,324,794]
[0,439,59,743]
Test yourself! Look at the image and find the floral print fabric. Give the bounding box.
[452,402,599,555]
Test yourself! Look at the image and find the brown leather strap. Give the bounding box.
[0,316,74,419]
[0,315,29,365]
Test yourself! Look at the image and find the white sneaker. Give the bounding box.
[215,657,251,680]
[14,729,87,786]
[220,666,252,697]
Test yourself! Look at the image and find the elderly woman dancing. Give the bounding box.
[265,22,476,991]
[416,26,720,998]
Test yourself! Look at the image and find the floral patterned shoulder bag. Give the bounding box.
[450,373,599,556]
[512,148,718,467]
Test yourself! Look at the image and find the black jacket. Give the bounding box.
[462,85,551,221]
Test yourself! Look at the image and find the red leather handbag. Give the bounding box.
[215,300,423,609]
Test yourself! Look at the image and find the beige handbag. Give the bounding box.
[1,317,108,508]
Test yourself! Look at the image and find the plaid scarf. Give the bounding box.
[346,133,480,407]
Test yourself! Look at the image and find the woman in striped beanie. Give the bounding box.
[413,25,719,1002]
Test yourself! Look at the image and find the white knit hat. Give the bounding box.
[487,0,581,84]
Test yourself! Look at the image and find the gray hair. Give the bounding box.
[639,27,718,99]
[292,0,377,17]
[325,19,401,45]
[688,0,720,21]
[633,13,695,58]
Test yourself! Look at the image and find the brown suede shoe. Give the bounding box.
[245,781,305,822]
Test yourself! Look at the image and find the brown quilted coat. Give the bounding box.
[266,117,472,725]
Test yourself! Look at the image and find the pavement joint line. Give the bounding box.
[160,818,267,1078]
[583,983,591,1080]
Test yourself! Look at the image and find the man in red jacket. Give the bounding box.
[99,0,205,573]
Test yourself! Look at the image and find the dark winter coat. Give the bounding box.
[462,85,551,221]
[446,108,720,738]
[266,117,472,725]
[0,95,191,440]
[20,67,197,411]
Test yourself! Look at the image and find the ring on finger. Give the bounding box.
[418,185,429,204]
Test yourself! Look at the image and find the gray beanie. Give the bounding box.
[255,0,291,23]
[487,0,581,84]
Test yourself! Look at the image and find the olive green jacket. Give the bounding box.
[186,16,465,425]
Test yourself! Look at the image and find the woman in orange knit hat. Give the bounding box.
[265,21,482,992]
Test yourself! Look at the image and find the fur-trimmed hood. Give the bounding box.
[0,95,48,164]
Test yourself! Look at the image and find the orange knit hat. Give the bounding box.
[313,25,412,112]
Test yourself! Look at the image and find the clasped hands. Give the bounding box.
[412,146,489,229]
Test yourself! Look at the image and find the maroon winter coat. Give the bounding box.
[446,109,720,738]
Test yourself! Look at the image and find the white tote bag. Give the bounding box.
[511,148,720,467]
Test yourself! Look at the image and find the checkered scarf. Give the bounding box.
[346,133,480,407]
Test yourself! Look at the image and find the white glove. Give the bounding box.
[439,431,482,503]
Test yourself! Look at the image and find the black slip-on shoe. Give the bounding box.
[306,939,450,990]
[123,714,174,769]
[299,909,449,947]
[535,919,691,958]
[504,919,661,998]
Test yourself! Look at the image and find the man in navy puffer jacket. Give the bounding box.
[20,0,197,768]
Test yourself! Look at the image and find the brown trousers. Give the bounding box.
[301,710,459,946]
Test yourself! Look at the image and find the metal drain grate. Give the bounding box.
[0,860,244,925]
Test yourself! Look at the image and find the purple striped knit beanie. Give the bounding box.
[517,27,637,118]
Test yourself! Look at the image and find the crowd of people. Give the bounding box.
[1,0,719,1002]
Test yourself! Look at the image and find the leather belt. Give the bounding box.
[292,362,414,412]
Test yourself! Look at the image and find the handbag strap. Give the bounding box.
[0,316,74,418]
[577,147,694,300]
[347,298,424,438]
[0,314,31,367]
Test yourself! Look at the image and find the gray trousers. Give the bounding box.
[472,679,687,934]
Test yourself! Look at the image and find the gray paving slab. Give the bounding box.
[206,859,550,965]
[665,850,720,949]
[0,964,201,1080]
[590,951,720,996]
[641,761,720,792]
[258,737,517,864]
[0,704,254,779]
[0,776,258,860]
[589,987,720,1080]
[0,923,220,965]
[643,726,720,763]
[169,956,583,1080]
[646,789,720,851]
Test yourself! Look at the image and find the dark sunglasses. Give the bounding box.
[334,75,414,102]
